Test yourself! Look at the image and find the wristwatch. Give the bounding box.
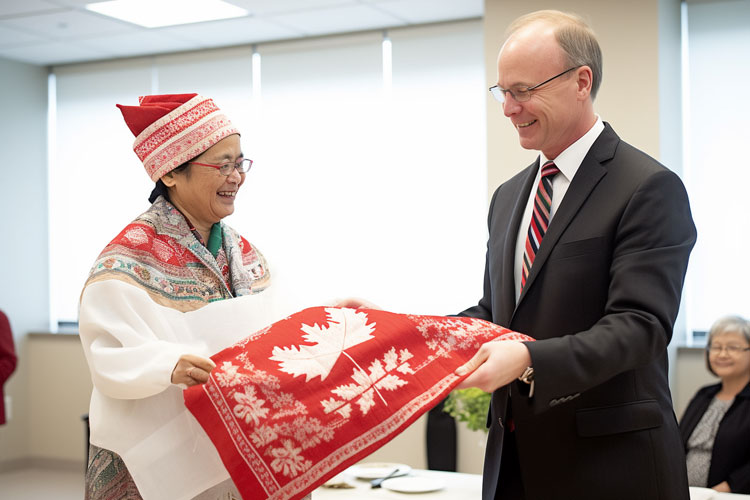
[518,366,535,397]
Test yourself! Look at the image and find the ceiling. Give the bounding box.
[0,0,482,66]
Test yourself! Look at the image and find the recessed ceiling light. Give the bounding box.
[85,0,249,28]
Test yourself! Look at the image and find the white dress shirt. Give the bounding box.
[513,117,605,301]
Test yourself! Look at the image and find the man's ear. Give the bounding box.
[575,66,593,100]
[161,171,177,188]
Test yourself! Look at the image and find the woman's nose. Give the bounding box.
[227,165,243,183]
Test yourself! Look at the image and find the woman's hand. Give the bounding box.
[334,297,382,310]
[171,354,216,387]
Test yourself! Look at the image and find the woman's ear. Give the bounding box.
[161,171,177,188]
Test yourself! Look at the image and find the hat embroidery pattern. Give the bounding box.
[121,94,239,181]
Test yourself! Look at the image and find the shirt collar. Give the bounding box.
[539,115,604,182]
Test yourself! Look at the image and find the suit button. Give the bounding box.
[497,417,503,428]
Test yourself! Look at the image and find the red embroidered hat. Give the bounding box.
[117,93,239,181]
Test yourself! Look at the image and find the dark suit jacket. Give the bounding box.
[461,123,696,500]
[680,382,750,493]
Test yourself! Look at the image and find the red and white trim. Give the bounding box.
[132,94,239,181]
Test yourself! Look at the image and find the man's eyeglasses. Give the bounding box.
[489,66,579,104]
[707,344,750,355]
[188,159,253,176]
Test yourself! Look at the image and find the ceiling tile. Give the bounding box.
[0,40,111,65]
[1,9,138,39]
[369,0,482,24]
[225,0,356,16]
[47,0,114,6]
[76,30,203,58]
[0,0,66,18]
[157,16,303,48]
[0,25,48,47]
[270,3,405,36]
[0,0,484,65]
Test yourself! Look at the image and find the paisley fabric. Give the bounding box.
[85,195,269,311]
[184,306,532,500]
[85,444,141,500]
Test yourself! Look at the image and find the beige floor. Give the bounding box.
[0,465,83,499]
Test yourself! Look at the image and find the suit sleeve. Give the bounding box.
[525,168,696,411]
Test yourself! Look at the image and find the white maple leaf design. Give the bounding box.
[325,347,411,417]
[269,308,376,381]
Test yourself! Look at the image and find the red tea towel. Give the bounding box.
[184,307,532,500]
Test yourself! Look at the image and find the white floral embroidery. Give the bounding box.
[289,416,335,450]
[407,315,492,356]
[269,440,311,477]
[215,362,247,388]
[250,424,278,448]
[233,386,269,425]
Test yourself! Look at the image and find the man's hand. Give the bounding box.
[712,481,731,493]
[455,340,531,393]
[171,354,216,387]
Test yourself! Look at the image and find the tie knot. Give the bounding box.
[541,161,560,178]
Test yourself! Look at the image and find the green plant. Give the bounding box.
[443,388,491,432]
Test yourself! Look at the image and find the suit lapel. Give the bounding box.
[498,161,539,324]
[515,124,619,309]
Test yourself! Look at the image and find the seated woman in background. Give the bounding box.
[680,315,750,493]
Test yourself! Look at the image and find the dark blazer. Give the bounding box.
[461,123,696,500]
[0,310,17,426]
[680,382,750,493]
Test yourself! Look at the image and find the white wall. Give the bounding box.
[0,56,49,465]
[27,334,92,463]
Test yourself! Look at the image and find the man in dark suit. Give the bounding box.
[455,10,696,500]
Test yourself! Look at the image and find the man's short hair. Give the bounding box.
[506,10,603,100]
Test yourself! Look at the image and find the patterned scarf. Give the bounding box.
[85,196,269,312]
[185,306,531,500]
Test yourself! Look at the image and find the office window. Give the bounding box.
[683,0,750,340]
[49,20,486,326]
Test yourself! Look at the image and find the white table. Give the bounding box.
[314,475,750,499]
[690,487,750,499]
[313,469,481,499]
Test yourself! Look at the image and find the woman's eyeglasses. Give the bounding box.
[188,159,253,176]
[707,344,750,355]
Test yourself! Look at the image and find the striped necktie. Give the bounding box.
[521,160,560,291]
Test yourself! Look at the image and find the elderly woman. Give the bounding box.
[680,315,750,493]
[79,94,295,500]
